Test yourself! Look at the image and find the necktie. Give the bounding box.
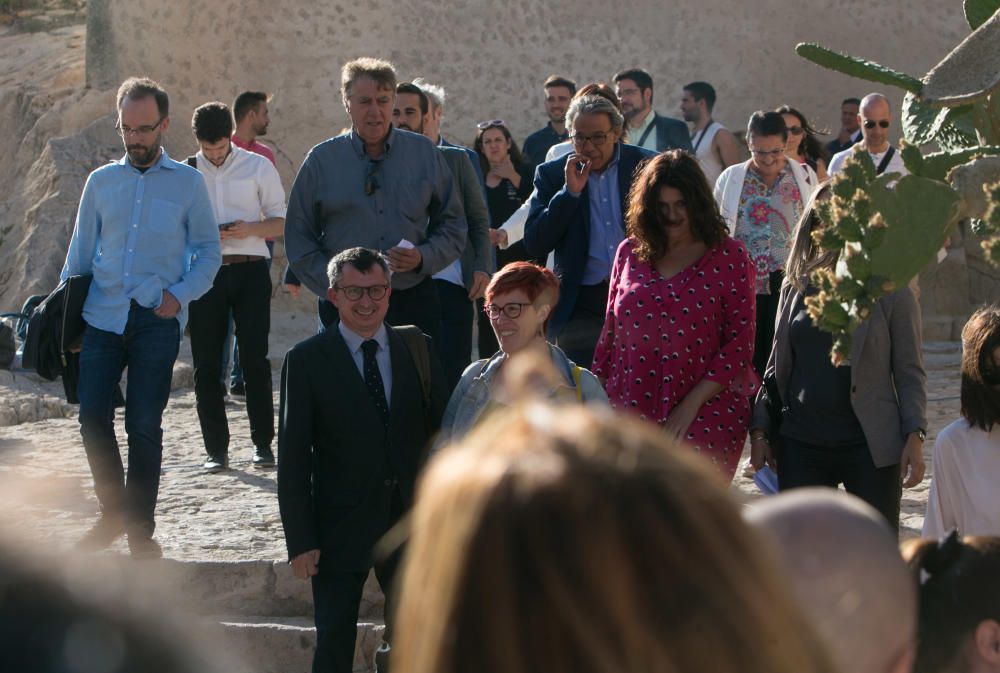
[362,339,389,427]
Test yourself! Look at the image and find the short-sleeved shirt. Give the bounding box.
[734,165,803,294]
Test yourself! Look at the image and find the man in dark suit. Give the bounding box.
[278,247,448,673]
[524,95,656,367]
[613,68,692,153]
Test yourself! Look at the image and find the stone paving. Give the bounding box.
[0,310,963,557]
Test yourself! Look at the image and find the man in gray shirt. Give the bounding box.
[284,57,466,339]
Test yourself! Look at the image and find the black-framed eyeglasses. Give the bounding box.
[334,284,389,301]
[863,120,890,129]
[786,125,804,135]
[477,119,505,130]
[570,131,611,148]
[365,160,381,196]
[115,117,165,137]
[484,302,530,319]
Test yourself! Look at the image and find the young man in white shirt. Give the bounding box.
[188,102,287,472]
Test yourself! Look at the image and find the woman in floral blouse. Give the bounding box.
[713,111,816,375]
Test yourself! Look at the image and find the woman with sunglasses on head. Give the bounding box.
[776,105,829,182]
[437,261,607,447]
[714,110,817,376]
[748,186,926,529]
[474,120,540,356]
[594,151,757,480]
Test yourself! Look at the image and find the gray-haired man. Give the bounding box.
[524,95,655,366]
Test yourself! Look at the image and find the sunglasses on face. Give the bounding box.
[863,120,890,129]
[477,119,505,130]
[786,126,804,135]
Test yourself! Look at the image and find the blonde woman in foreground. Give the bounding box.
[395,403,840,673]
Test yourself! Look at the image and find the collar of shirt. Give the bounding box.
[349,126,395,159]
[547,122,569,140]
[631,110,655,140]
[338,321,389,356]
[195,144,244,175]
[116,147,178,174]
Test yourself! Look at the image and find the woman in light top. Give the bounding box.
[923,304,1000,537]
[437,262,606,448]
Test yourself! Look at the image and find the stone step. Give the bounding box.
[75,556,384,619]
[213,615,385,673]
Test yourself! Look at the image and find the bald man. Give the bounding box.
[829,93,907,177]
[745,489,916,673]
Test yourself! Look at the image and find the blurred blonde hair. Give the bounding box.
[394,404,840,673]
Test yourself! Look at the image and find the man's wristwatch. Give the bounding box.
[914,428,927,442]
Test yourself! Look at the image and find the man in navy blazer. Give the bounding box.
[614,68,692,153]
[524,94,655,367]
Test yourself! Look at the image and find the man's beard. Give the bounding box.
[126,134,161,166]
[398,122,423,135]
[254,121,268,136]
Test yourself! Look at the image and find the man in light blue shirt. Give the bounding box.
[62,77,221,558]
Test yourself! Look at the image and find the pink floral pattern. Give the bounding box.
[734,166,803,294]
[593,238,759,481]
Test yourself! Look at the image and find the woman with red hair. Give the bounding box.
[437,262,607,446]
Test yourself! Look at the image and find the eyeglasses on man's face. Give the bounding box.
[334,284,389,301]
[570,131,612,148]
[863,119,890,129]
[115,117,165,137]
[484,302,531,320]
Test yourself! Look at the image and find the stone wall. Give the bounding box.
[0,1,995,336]
[86,0,970,184]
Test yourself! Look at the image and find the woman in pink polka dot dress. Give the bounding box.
[593,151,759,480]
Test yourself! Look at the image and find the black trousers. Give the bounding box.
[318,277,441,343]
[777,437,902,530]
[753,270,784,377]
[310,492,403,673]
[556,281,609,368]
[189,260,274,457]
[434,279,473,390]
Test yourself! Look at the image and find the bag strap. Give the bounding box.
[875,146,895,175]
[572,365,583,402]
[186,155,198,168]
[395,325,432,413]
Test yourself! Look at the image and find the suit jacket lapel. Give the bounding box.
[320,328,382,419]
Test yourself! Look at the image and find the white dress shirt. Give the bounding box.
[338,321,393,403]
[195,145,287,257]
[828,143,908,178]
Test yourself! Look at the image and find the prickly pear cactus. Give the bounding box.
[795,2,1000,362]
[804,147,962,364]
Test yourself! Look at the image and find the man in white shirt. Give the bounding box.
[188,102,287,472]
[679,81,742,187]
[828,93,907,178]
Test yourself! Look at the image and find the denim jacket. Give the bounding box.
[434,343,608,452]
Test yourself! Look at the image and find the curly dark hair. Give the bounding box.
[625,150,728,263]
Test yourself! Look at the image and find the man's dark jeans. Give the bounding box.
[77,303,179,536]
[189,260,274,457]
[434,279,473,389]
